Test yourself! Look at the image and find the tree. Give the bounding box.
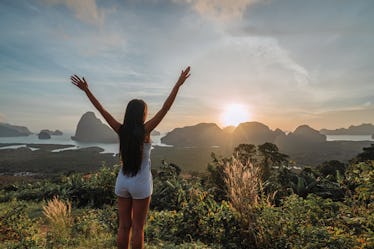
[233,144,257,165]
[258,142,289,180]
[316,160,346,182]
[353,144,374,162]
[206,152,231,201]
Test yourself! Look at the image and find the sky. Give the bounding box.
[0,0,374,133]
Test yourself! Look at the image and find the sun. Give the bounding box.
[220,103,251,127]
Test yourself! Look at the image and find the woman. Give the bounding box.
[70,66,191,249]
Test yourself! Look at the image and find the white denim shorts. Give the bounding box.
[115,164,153,199]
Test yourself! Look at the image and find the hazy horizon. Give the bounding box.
[3,111,374,135]
[1,0,374,133]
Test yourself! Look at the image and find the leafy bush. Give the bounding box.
[316,160,347,182]
[352,144,374,162]
[151,161,191,211]
[146,210,182,243]
[1,146,373,248]
[0,200,41,248]
[206,152,231,202]
[146,241,215,248]
[147,188,242,248]
[252,194,354,249]
[206,143,289,203]
[344,161,374,206]
[0,164,120,208]
[62,164,119,207]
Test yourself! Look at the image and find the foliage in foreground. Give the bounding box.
[0,143,373,248]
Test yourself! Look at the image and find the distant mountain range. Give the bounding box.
[160,122,373,165]
[320,123,374,135]
[2,115,374,165]
[161,122,326,147]
[2,115,374,141]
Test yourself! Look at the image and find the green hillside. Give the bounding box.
[0,143,373,248]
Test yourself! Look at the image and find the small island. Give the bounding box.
[151,130,161,136]
[37,129,64,139]
[52,130,63,135]
[38,131,51,139]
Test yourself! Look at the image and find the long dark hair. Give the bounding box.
[119,99,147,177]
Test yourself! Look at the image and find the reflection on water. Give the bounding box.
[0,133,171,154]
[326,135,374,141]
[0,144,40,151]
[51,146,79,152]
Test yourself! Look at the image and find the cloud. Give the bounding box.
[363,101,372,107]
[0,113,5,123]
[44,0,104,26]
[60,29,126,57]
[187,36,310,96]
[175,0,262,21]
[300,107,374,130]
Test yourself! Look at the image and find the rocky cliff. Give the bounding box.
[232,122,284,145]
[161,123,227,147]
[274,125,327,153]
[71,112,118,143]
[160,122,284,147]
[0,123,32,137]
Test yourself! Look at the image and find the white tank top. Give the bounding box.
[120,142,152,177]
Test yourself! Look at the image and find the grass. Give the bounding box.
[224,157,263,213]
[42,196,72,228]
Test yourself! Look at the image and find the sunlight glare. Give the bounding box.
[221,103,251,127]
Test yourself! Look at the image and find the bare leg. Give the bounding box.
[117,197,132,249]
[131,197,151,249]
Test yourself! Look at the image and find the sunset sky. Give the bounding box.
[1,0,374,133]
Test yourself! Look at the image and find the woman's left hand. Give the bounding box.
[71,75,89,92]
[176,66,191,87]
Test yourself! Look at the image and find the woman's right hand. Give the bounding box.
[71,75,88,92]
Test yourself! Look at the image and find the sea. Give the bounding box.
[0,133,171,154]
[0,134,373,154]
[325,135,374,142]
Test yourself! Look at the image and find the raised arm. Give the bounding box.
[71,75,121,133]
[145,66,191,133]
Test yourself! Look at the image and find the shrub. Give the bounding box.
[65,164,119,207]
[146,241,215,248]
[344,161,374,206]
[252,194,355,249]
[0,200,41,248]
[96,204,119,234]
[316,160,346,182]
[1,164,120,208]
[147,188,242,248]
[146,210,182,243]
[151,161,194,211]
[175,189,242,248]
